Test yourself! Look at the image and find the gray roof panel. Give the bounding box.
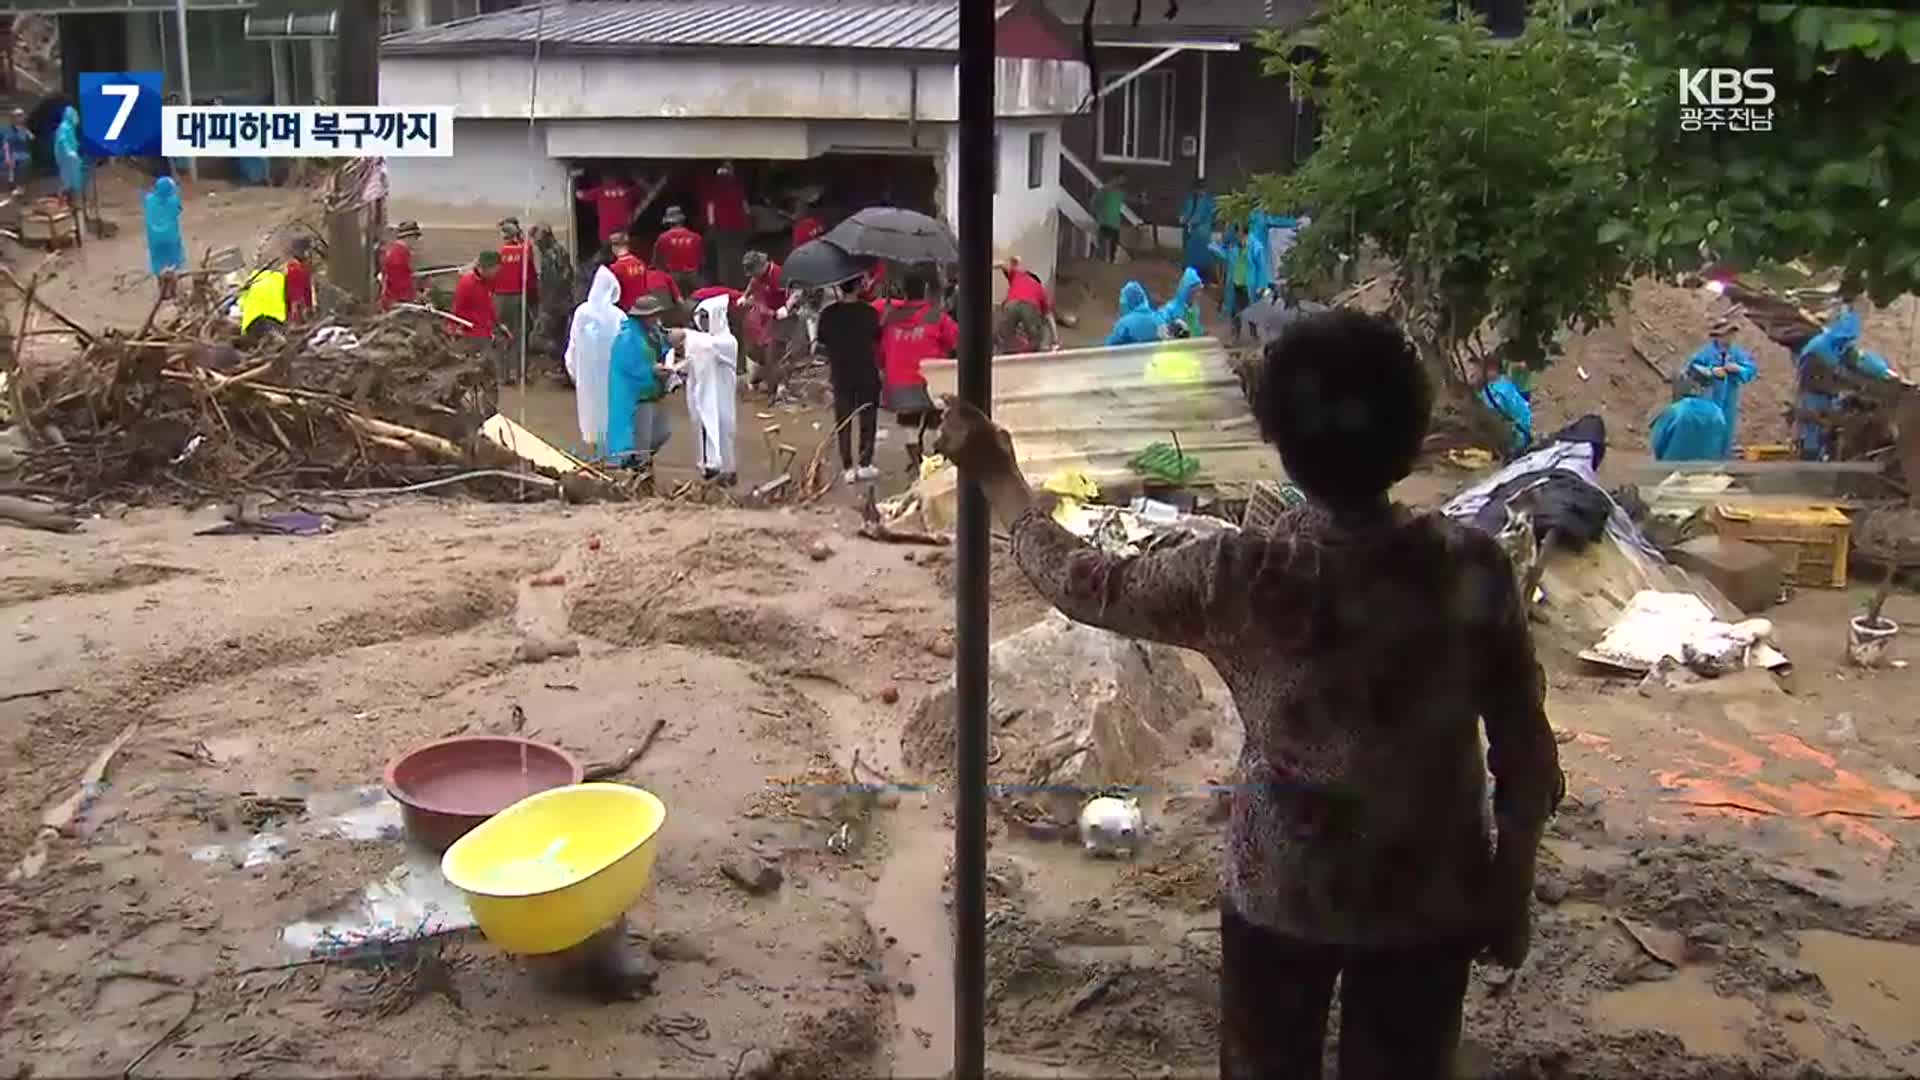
[383,0,1015,55]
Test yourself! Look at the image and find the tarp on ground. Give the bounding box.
[920,336,1280,495]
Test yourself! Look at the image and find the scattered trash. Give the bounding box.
[1040,468,1100,502]
[281,859,477,959]
[197,510,333,537]
[307,325,362,352]
[8,721,139,882]
[1582,591,1791,676]
[170,433,206,465]
[1078,795,1145,858]
[1127,439,1201,485]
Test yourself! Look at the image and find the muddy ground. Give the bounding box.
[1,491,1918,1079]
[3,164,1920,1078]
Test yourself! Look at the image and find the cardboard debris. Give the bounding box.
[481,413,586,475]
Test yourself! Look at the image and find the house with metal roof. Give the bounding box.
[377,0,1089,283]
[1048,0,1526,259]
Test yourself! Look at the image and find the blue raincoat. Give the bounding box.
[53,106,85,197]
[1685,340,1757,459]
[1153,266,1204,337]
[1105,281,1162,346]
[1178,191,1215,277]
[1795,307,1894,460]
[1652,397,1730,461]
[605,316,663,461]
[1482,375,1533,454]
[143,176,184,276]
[1210,225,1272,326]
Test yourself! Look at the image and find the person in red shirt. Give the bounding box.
[695,161,750,288]
[379,220,420,310]
[878,271,958,472]
[574,169,638,253]
[790,203,825,249]
[651,206,705,298]
[284,237,316,323]
[741,250,787,402]
[607,232,652,312]
[493,218,539,380]
[449,250,502,377]
[993,256,1059,353]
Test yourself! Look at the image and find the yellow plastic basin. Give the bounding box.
[440,782,667,955]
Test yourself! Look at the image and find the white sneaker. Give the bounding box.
[842,468,859,485]
[855,465,880,481]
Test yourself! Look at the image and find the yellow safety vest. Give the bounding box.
[239,269,288,332]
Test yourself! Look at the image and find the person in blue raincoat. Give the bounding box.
[1795,306,1897,461]
[53,105,86,207]
[1683,316,1757,459]
[1477,354,1533,456]
[605,293,674,471]
[1210,222,1272,344]
[143,174,185,300]
[1154,266,1204,338]
[1652,369,1730,462]
[1105,281,1162,346]
[1178,187,1216,280]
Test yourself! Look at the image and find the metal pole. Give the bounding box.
[173,0,196,182]
[1198,51,1209,182]
[953,0,995,1076]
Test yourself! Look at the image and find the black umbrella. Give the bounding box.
[821,207,958,265]
[781,238,871,288]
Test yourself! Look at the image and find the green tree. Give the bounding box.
[1233,0,1648,414]
[1612,4,1920,305]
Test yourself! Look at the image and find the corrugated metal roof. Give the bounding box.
[382,0,1009,56]
[1043,0,1316,43]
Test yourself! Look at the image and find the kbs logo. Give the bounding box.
[1677,68,1775,133]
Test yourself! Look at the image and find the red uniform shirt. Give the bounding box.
[746,262,784,309]
[696,173,749,232]
[379,240,416,309]
[791,215,825,247]
[494,240,537,299]
[692,285,741,304]
[450,270,495,338]
[610,251,652,311]
[652,226,704,275]
[1003,268,1050,314]
[576,183,636,244]
[643,266,682,302]
[284,258,314,321]
[877,300,958,390]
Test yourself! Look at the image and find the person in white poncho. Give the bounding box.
[565,266,623,458]
[676,292,740,484]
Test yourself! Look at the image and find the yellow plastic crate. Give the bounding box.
[1740,443,1794,462]
[1711,503,1851,588]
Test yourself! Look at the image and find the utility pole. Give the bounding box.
[173,0,196,182]
[327,0,381,302]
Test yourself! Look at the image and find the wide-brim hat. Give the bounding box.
[395,220,421,239]
[628,294,670,317]
[662,206,686,225]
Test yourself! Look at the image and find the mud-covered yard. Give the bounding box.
[1,489,1917,1080]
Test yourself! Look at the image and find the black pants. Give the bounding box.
[832,379,880,469]
[1098,224,1121,262]
[1219,899,1471,1080]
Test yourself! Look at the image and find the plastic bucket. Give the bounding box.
[1846,615,1899,669]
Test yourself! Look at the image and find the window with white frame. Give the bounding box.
[1097,70,1174,166]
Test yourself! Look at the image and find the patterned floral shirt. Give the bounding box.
[1009,500,1559,945]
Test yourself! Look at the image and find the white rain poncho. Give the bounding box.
[566,266,622,452]
[682,293,740,474]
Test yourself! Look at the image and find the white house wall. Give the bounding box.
[386,119,572,262]
[379,54,1086,122]
[939,120,1060,286]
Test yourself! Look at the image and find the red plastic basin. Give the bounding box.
[383,736,584,852]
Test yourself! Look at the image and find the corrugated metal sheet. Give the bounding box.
[1042,0,1316,43]
[921,337,1281,497]
[383,0,1011,55]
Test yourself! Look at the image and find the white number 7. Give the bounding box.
[102,83,140,141]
